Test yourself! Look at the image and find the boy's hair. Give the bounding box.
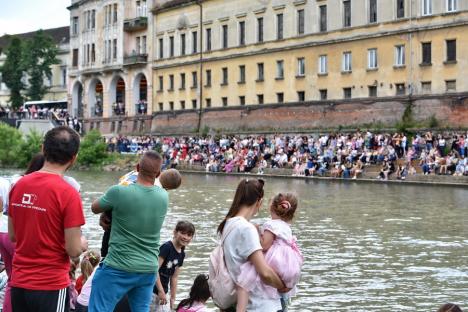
[270,193,298,222]
[175,220,195,236]
[160,169,182,190]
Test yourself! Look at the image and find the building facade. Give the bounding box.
[150,0,468,133]
[68,0,153,133]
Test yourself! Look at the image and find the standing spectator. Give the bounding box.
[8,126,85,312]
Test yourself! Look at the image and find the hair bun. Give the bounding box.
[280,201,291,210]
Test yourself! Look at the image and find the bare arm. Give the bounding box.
[8,216,15,242]
[248,249,285,290]
[169,266,181,309]
[91,199,105,214]
[64,227,84,258]
[259,230,275,252]
[155,256,167,304]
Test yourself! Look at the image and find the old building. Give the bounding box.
[68,0,153,133]
[151,0,468,133]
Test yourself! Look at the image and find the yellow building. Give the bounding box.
[152,0,467,110]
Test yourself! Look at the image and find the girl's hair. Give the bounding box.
[175,220,195,236]
[270,193,298,222]
[25,153,45,175]
[217,178,264,234]
[176,274,210,311]
[80,250,101,284]
[437,303,463,312]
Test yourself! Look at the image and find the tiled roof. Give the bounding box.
[0,26,69,54]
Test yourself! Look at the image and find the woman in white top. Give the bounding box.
[217,179,287,312]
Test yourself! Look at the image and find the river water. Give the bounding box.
[2,170,468,311]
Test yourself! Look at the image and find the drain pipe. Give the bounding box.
[196,0,204,134]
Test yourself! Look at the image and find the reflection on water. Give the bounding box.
[3,169,468,311]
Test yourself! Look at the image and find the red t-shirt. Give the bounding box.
[9,172,85,290]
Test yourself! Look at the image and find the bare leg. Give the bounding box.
[236,285,249,312]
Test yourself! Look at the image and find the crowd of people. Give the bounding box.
[105,131,468,180]
[0,105,70,120]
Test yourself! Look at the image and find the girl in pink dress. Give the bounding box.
[236,193,303,312]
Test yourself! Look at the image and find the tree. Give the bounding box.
[0,37,25,109]
[23,30,59,101]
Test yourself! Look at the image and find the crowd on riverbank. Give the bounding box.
[105,131,468,180]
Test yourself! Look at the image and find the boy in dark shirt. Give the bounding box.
[154,221,195,311]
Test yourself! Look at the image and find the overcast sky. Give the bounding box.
[0,0,70,35]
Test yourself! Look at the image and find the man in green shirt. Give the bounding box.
[89,151,168,312]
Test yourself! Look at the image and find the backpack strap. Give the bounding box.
[219,218,238,246]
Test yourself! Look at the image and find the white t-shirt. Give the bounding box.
[223,217,281,312]
[77,269,96,306]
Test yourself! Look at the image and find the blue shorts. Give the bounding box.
[88,263,156,312]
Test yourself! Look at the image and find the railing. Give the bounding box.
[123,54,148,66]
[123,16,148,32]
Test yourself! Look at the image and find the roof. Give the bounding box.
[0,26,69,54]
[153,0,199,13]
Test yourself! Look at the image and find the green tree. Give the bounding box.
[0,123,23,166]
[78,130,108,166]
[23,30,59,101]
[0,37,25,109]
[17,130,43,167]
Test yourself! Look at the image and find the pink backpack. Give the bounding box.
[208,221,237,309]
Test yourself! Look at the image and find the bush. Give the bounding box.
[77,130,108,166]
[0,123,23,167]
[427,114,439,128]
[17,130,42,167]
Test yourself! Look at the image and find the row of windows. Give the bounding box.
[157,0,459,59]
[156,39,457,90]
[157,79,458,111]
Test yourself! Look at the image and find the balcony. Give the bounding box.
[123,16,148,32]
[123,54,148,66]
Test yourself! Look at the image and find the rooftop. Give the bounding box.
[0,26,69,54]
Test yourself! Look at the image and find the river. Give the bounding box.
[2,170,468,311]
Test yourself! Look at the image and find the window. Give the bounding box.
[113,39,117,59]
[239,65,246,83]
[180,101,186,110]
[159,38,164,58]
[297,9,305,35]
[368,86,377,97]
[318,55,328,74]
[421,42,431,65]
[395,83,406,95]
[222,97,228,107]
[257,17,264,42]
[257,94,264,104]
[368,48,377,69]
[342,52,352,72]
[142,36,147,54]
[422,0,432,16]
[446,39,456,62]
[92,10,96,29]
[113,4,118,23]
[169,75,174,90]
[320,89,328,100]
[206,70,212,87]
[222,67,228,85]
[180,73,185,90]
[169,101,174,111]
[395,45,405,66]
[61,66,67,87]
[297,58,305,76]
[158,76,163,91]
[297,91,305,101]
[397,0,405,18]
[276,60,284,79]
[72,49,79,67]
[239,21,245,46]
[276,14,283,40]
[180,33,186,55]
[72,17,79,35]
[206,98,211,108]
[192,71,197,88]
[91,44,95,63]
[206,28,212,51]
[158,103,163,111]
[319,5,327,32]
[277,93,284,103]
[169,36,174,57]
[421,81,431,93]
[447,0,458,12]
[222,25,228,49]
[369,0,377,23]
[257,63,264,81]
[343,87,352,99]
[192,99,197,109]
[192,31,198,53]
[136,37,141,54]
[446,80,456,92]
[239,96,245,106]
[343,0,351,27]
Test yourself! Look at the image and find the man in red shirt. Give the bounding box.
[8,126,85,312]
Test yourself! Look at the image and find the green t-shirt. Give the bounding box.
[99,183,169,273]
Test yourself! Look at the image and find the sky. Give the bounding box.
[0,0,70,36]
